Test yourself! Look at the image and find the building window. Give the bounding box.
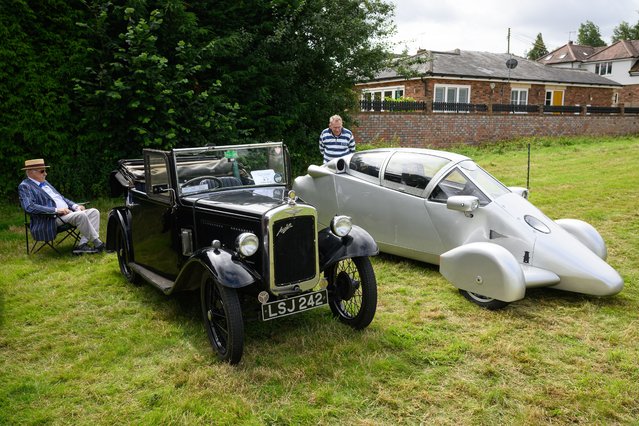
[361,86,405,111]
[433,84,470,112]
[510,89,528,113]
[595,62,613,75]
[511,89,528,105]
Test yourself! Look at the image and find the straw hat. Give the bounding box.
[22,159,50,170]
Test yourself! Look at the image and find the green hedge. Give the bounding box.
[1,0,394,201]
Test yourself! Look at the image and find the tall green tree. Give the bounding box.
[189,0,395,168]
[0,0,396,199]
[527,33,548,60]
[0,0,91,198]
[612,20,639,42]
[577,20,607,47]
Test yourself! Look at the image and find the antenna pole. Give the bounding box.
[507,28,511,54]
[526,143,531,189]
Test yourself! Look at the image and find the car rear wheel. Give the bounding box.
[200,274,244,364]
[326,257,377,330]
[459,289,509,310]
[115,224,140,285]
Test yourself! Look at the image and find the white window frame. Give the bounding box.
[511,89,528,105]
[510,88,528,114]
[433,84,471,112]
[594,61,612,75]
[360,86,405,111]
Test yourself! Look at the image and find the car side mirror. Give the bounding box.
[508,186,529,199]
[447,195,479,213]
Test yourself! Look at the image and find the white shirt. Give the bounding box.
[29,177,77,211]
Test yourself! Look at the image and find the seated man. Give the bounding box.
[18,158,104,254]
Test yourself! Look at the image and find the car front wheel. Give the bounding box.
[459,289,510,310]
[326,257,377,329]
[115,224,140,285]
[200,274,244,364]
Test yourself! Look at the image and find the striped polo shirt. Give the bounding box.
[319,127,355,163]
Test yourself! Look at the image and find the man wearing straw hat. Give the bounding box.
[18,158,104,254]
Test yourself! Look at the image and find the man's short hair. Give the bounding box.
[329,114,342,125]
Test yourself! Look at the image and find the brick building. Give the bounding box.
[356,49,620,109]
[540,40,639,107]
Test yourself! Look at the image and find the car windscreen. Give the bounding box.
[429,161,509,205]
[174,144,287,195]
[459,161,510,200]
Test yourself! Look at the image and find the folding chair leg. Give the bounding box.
[31,240,61,255]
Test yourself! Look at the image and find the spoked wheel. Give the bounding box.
[459,289,510,310]
[200,274,244,364]
[326,257,377,329]
[115,225,140,285]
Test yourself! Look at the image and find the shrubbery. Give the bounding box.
[1,0,394,200]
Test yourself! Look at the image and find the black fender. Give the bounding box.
[173,247,258,292]
[318,225,379,271]
[105,207,131,253]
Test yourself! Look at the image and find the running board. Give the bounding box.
[129,263,175,294]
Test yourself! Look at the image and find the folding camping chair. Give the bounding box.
[24,211,81,255]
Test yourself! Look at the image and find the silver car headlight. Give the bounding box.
[524,215,551,234]
[331,215,352,237]
[236,232,259,256]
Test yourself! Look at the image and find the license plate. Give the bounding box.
[261,289,328,321]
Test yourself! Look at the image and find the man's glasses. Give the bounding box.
[37,170,46,174]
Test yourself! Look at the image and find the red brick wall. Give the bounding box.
[351,112,639,148]
[619,85,639,107]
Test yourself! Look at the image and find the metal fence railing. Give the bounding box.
[359,100,639,115]
[359,100,427,112]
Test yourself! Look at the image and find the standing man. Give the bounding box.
[19,158,104,254]
[319,114,356,164]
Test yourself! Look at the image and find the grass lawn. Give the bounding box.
[1,136,638,425]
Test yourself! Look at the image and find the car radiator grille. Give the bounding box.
[272,216,316,286]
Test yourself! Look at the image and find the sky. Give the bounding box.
[390,0,639,56]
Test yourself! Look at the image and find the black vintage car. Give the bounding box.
[106,142,378,364]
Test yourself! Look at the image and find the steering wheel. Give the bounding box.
[182,176,223,188]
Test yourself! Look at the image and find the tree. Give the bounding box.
[527,33,548,60]
[577,21,607,47]
[188,0,396,170]
[612,20,639,42]
[0,0,397,199]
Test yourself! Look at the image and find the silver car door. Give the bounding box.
[425,166,493,254]
[338,152,447,263]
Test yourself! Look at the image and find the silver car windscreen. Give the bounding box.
[458,160,510,200]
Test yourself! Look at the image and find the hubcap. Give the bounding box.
[335,271,358,301]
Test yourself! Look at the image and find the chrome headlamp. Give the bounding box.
[330,215,352,237]
[236,232,259,256]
